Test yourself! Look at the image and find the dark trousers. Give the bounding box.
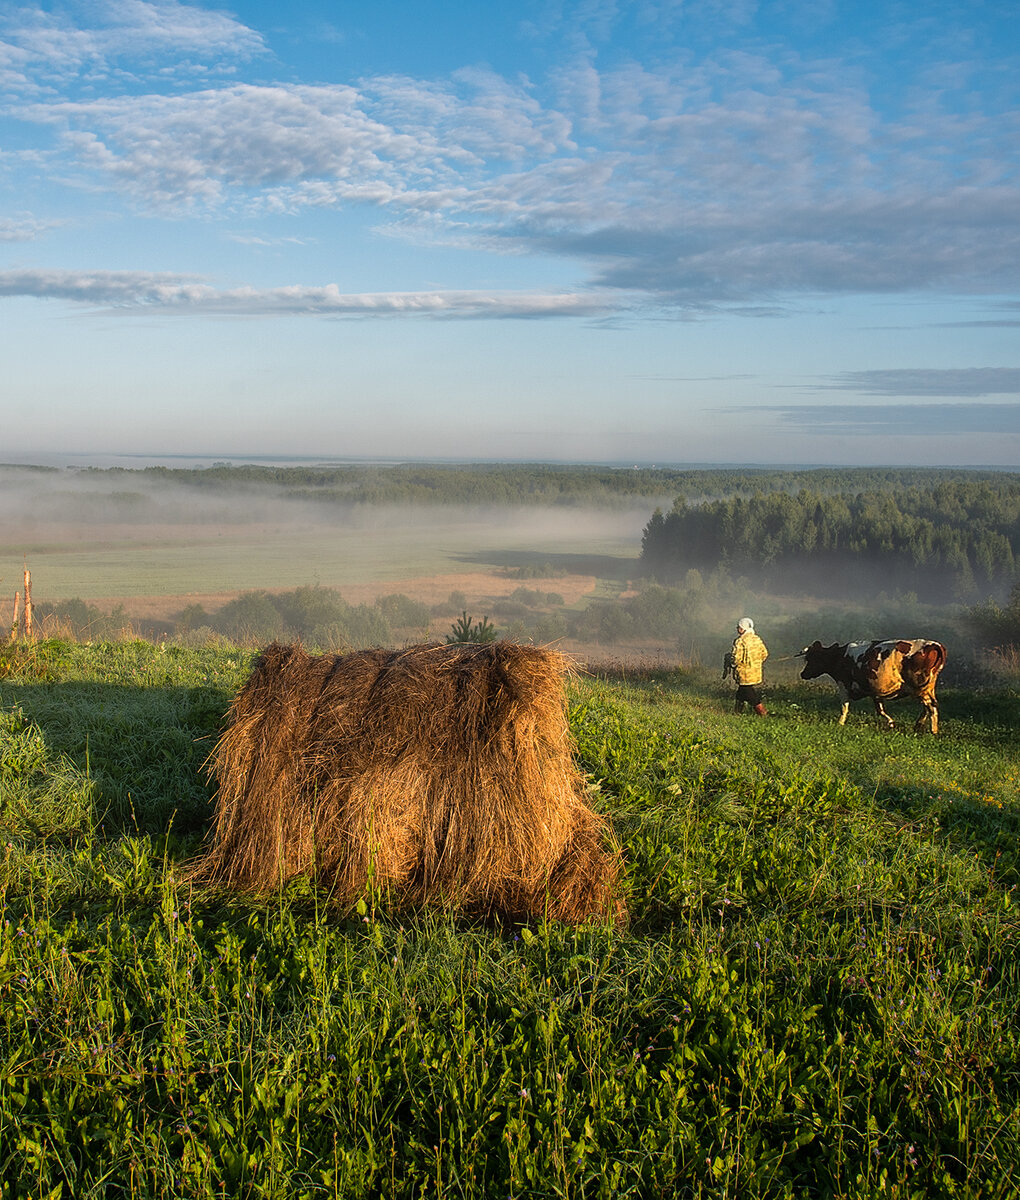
[734,684,763,709]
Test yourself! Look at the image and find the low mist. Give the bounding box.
[0,465,652,540]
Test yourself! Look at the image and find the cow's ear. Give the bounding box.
[810,640,822,650]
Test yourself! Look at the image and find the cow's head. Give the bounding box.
[799,639,837,680]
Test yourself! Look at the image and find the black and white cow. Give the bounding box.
[799,639,947,733]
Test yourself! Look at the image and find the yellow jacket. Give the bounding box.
[731,631,768,685]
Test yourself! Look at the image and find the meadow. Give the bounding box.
[1,636,1018,1198]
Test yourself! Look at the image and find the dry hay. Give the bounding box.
[189,641,624,924]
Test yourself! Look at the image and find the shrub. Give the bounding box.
[507,562,558,579]
[507,587,565,608]
[178,624,227,649]
[964,580,1020,648]
[274,586,349,639]
[211,592,287,644]
[207,588,392,650]
[447,613,499,644]
[376,593,430,629]
[311,604,391,651]
[34,599,130,641]
[492,600,532,620]
[570,602,635,644]
[531,612,569,643]
[174,603,209,634]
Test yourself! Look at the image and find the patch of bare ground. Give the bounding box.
[92,572,601,625]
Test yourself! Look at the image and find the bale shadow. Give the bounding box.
[0,679,229,840]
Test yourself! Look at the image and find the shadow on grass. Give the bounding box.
[0,679,229,841]
[454,548,637,581]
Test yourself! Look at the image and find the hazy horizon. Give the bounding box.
[4,453,1019,475]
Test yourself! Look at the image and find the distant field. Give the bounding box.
[3,503,647,618]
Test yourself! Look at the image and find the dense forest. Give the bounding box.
[640,478,1020,602]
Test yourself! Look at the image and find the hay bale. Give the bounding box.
[189,641,624,924]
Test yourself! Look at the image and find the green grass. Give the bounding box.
[1,639,1018,1198]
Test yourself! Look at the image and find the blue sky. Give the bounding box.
[1,0,1018,466]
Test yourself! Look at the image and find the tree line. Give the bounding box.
[640,478,1020,601]
[66,462,1018,511]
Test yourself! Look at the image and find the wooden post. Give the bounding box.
[11,591,20,642]
[23,567,33,640]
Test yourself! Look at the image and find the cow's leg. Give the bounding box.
[837,700,850,726]
[873,699,895,730]
[915,699,938,734]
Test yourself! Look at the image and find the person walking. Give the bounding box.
[724,617,769,715]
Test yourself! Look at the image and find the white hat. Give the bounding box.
[737,617,754,632]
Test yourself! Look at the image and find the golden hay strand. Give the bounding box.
[188,641,624,923]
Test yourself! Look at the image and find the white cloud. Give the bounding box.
[20,72,580,213]
[225,232,313,247]
[0,266,209,303]
[0,213,62,241]
[4,4,1019,314]
[0,0,265,87]
[0,267,615,318]
[23,84,446,208]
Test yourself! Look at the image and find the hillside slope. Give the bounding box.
[1,639,1017,1197]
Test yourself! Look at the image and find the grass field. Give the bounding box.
[1,637,1018,1198]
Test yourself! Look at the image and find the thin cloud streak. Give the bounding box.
[820,369,1020,397]
[0,268,614,318]
[758,403,1020,436]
